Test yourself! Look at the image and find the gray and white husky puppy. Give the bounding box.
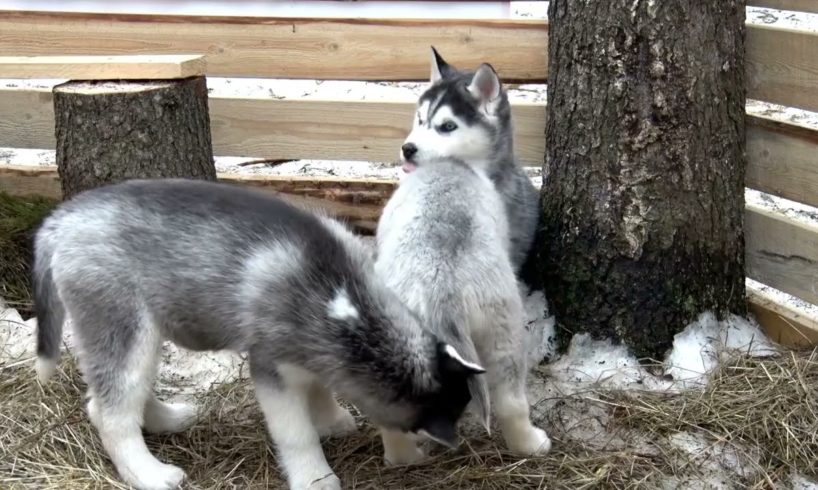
[399,47,540,274]
[33,179,484,490]
[375,159,551,465]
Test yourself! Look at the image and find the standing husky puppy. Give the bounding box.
[375,159,551,464]
[33,179,483,490]
[399,47,540,274]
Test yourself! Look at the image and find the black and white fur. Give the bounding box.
[399,47,540,274]
[33,179,483,490]
[375,159,551,464]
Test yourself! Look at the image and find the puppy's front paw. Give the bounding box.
[384,443,426,466]
[506,426,552,456]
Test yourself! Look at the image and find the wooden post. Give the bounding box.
[53,77,215,199]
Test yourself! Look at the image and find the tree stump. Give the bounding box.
[53,76,215,199]
[539,1,746,358]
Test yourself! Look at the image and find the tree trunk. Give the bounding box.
[539,0,747,359]
[53,77,215,199]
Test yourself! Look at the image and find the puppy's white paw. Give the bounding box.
[506,426,552,456]
[316,408,357,438]
[384,442,426,466]
[86,397,102,428]
[122,461,186,490]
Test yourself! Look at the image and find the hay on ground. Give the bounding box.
[1,350,816,489]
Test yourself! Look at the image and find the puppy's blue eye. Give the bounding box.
[438,121,458,133]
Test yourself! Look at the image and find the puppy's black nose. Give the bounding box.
[402,143,418,160]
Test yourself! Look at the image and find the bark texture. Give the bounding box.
[540,0,747,358]
[54,76,215,199]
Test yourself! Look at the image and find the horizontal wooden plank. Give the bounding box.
[0,11,815,110]
[0,164,386,230]
[0,86,547,164]
[746,25,818,113]
[745,201,818,306]
[748,283,818,348]
[747,0,818,14]
[0,54,205,79]
[0,11,548,81]
[9,85,818,191]
[746,114,818,209]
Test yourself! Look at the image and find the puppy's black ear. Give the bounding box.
[430,46,457,83]
[437,341,491,433]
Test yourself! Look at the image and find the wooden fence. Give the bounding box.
[0,7,817,346]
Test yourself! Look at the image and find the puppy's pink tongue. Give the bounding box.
[402,162,418,173]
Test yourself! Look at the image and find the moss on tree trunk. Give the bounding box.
[539,0,747,358]
[53,76,215,199]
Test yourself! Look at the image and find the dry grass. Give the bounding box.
[0,192,56,316]
[604,350,818,487]
[1,349,816,489]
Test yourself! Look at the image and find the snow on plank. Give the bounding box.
[747,0,818,14]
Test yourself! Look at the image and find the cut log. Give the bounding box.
[53,77,215,198]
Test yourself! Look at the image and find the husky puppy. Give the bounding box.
[399,47,540,275]
[33,179,484,490]
[375,158,551,464]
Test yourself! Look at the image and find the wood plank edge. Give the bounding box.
[745,199,818,235]
[747,113,818,144]
[747,283,818,348]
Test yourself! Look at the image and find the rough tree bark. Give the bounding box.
[53,77,215,199]
[539,1,746,359]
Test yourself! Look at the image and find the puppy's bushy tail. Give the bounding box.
[438,316,491,434]
[32,236,64,383]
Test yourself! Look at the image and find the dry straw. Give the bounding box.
[1,348,815,489]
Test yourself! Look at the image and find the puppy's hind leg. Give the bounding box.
[483,303,552,456]
[251,360,340,490]
[77,305,186,490]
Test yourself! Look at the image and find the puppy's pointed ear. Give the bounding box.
[439,343,485,375]
[430,46,456,83]
[468,63,501,101]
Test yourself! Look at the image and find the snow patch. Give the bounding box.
[791,473,818,490]
[0,299,36,362]
[547,333,672,392]
[522,289,557,365]
[531,310,777,395]
[663,431,760,489]
[664,312,778,388]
